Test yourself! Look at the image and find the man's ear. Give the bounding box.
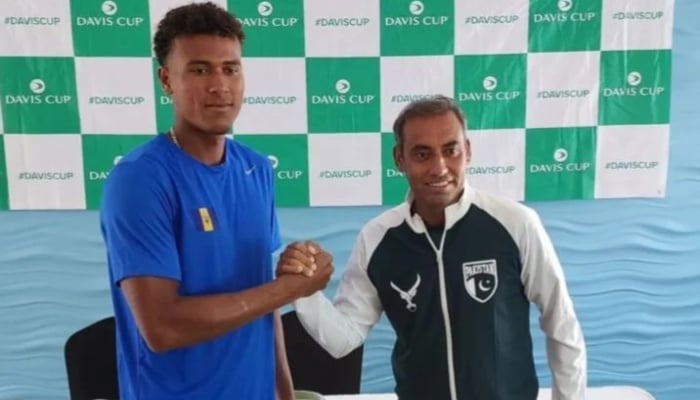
[393,144,404,172]
[158,66,172,95]
[464,137,472,164]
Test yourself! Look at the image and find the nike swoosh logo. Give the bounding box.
[245,167,255,174]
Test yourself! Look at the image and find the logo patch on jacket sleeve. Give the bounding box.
[462,259,498,303]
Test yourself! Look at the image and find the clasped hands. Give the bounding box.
[275,241,334,298]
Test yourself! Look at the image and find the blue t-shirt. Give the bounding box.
[100,133,283,400]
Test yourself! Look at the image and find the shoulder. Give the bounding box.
[228,139,276,191]
[107,135,172,183]
[115,134,171,167]
[101,136,175,215]
[229,139,274,173]
[105,156,171,195]
[471,188,539,225]
[356,204,409,255]
[469,187,543,245]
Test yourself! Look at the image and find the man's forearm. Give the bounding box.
[548,329,587,400]
[294,292,368,359]
[127,276,304,353]
[274,310,295,400]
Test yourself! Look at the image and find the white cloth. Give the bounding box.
[324,386,655,400]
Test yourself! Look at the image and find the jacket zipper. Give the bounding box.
[425,229,457,400]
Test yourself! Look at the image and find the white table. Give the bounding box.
[325,386,655,400]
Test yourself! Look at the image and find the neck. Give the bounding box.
[414,203,446,228]
[170,121,227,166]
[411,187,465,228]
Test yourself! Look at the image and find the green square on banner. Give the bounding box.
[455,54,526,130]
[234,134,310,207]
[70,0,150,56]
[82,134,154,209]
[525,127,596,201]
[306,57,380,133]
[599,50,672,125]
[0,136,7,210]
[381,132,408,205]
[152,58,173,133]
[528,0,602,52]
[233,0,305,57]
[0,57,80,133]
[381,0,453,55]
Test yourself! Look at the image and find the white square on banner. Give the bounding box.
[148,0,228,57]
[308,133,381,206]
[304,0,380,57]
[0,0,74,56]
[234,57,307,134]
[75,57,156,134]
[454,0,529,55]
[526,51,600,128]
[4,134,85,209]
[594,125,669,198]
[601,0,675,50]
[467,129,525,201]
[380,56,454,132]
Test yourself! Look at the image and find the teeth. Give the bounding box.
[429,181,449,187]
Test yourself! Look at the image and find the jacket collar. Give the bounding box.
[400,181,474,234]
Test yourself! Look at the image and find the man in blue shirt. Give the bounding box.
[99,3,333,399]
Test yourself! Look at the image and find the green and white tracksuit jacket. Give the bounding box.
[294,185,587,400]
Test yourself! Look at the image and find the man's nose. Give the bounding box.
[207,72,231,94]
[429,156,448,176]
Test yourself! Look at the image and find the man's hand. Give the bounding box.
[277,241,329,277]
[279,255,333,298]
[276,241,334,298]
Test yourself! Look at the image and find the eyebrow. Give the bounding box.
[410,141,459,151]
[186,59,241,66]
[441,140,459,148]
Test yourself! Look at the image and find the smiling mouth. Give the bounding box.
[427,180,453,188]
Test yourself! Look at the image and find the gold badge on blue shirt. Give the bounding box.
[198,207,215,232]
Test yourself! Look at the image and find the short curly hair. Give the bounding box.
[153,1,246,66]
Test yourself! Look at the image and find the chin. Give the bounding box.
[197,114,236,134]
[426,191,459,207]
[213,128,232,136]
[202,123,232,136]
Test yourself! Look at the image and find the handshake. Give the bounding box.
[275,241,335,299]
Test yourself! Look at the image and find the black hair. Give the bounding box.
[153,1,245,66]
[392,95,466,147]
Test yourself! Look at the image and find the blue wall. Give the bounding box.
[1,1,698,399]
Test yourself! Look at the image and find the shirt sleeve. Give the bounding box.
[100,161,181,286]
[265,161,283,254]
[520,209,587,400]
[293,229,383,359]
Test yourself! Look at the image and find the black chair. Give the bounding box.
[282,310,364,395]
[64,316,119,400]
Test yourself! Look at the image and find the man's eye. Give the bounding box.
[224,66,240,74]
